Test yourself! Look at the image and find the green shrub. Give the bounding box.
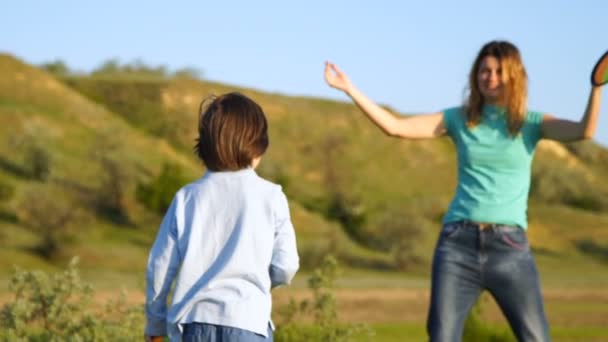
[257,162,291,193]
[462,299,514,342]
[39,60,72,78]
[371,204,426,270]
[24,145,52,181]
[274,255,373,342]
[95,149,132,225]
[0,177,14,202]
[326,193,368,244]
[298,241,334,271]
[565,140,608,167]
[0,258,144,341]
[531,155,608,212]
[136,163,189,215]
[16,188,81,259]
[0,258,143,341]
[63,77,193,149]
[91,58,169,80]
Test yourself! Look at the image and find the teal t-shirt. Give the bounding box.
[442,105,543,229]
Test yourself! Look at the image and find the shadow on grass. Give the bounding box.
[127,235,154,248]
[531,247,559,257]
[575,239,608,264]
[0,156,29,178]
[0,208,18,223]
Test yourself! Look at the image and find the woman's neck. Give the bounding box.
[484,97,506,106]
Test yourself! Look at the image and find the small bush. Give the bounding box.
[16,188,82,259]
[274,255,373,342]
[0,258,144,341]
[565,140,608,166]
[136,163,189,215]
[257,162,291,193]
[24,145,52,181]
[372,205,426,270]
[0,177,14,202]
[531,156,608,212]
[40,60,72,78]
[298,242,334,271]
[92,137,133,225]
[326,193,368,244]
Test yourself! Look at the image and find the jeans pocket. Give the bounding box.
[499,228,529,251]
[441,223,462,239]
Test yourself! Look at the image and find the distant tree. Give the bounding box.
[173,66,203,79]
[136,163,189,215]
[321,133,368,244]
[126,58,168,78]
[326,192,367,243]
[92,135,132,225]
[96,153,131,225]
[373,206,424,270]
[257,162,290,193]
[0,178,16,241]
[0,178,14,202]
[23,145,52,181]
[7,133,52,180]
[92,58,121,75]
[531,157,608,212]
[39,59,71,77]
[91,58,169,79]
[16,188,81,258]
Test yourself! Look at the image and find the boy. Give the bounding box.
[144,92,299,342]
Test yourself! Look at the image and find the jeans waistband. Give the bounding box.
[447,220,522,232]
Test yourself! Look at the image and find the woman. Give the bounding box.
[324,40,603,341]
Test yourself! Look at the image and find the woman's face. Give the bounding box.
[477,56,504,103]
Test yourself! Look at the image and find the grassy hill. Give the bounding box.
[1,53,608,282]
[0,54,388,275]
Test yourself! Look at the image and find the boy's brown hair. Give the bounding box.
[194,92,268,171]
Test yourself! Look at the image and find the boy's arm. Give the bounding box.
[145,197,181,337]
[270,188,299,288]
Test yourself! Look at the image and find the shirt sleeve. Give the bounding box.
[524,110,544,146]
[269,187,299,288]
[144,195,182,336]
[442,107,461,137]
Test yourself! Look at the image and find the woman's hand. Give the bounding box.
[324,61,353,93]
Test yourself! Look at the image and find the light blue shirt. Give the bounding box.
[144,168,299,341]
[442,105,543,229]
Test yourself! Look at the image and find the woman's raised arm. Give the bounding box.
[325,61,446,140]
[541,86,603,142]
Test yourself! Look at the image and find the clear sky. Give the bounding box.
[2,0,607,146]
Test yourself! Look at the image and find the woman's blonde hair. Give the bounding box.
[464,41,528,136]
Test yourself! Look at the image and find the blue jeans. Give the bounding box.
[427,221,550,342]
[182,323,273,342]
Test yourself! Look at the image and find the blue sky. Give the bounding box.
[2,0,607,146]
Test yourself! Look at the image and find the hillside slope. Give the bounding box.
[1,54,607,276]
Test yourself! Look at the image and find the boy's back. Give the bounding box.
[144,93,299,342]
[146,168,298,340]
